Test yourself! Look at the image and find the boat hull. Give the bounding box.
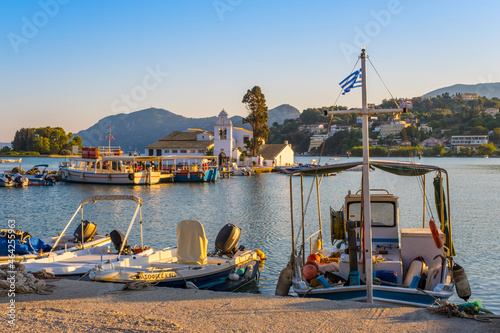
[60,169,160,185]
[293,283,454,307]
[173,169,219,182]
[90,251,260,292]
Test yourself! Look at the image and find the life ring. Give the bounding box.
[128,173,134,181]
[429,219,443,249]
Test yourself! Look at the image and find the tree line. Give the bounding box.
[2,127,82,155]
[267,93,500,156]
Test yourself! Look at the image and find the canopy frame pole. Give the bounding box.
[117,202,142,260]
[139,205,144,249]
[300,174,305,265]
[289,175,295,254]
[315,174,323,249]
[80,206,84,249]
[422,174,426,228]
[50,205,83,253]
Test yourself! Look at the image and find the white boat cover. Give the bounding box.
[176,220,208,265]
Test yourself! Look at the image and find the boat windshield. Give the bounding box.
[347,202,396,227]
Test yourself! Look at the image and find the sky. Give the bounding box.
[1,0,500,142]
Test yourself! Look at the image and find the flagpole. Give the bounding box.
[108,125,111,156]
[326,47,405,304]
[360,47,374,304]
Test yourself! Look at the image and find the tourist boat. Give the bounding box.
[26,164,57,186]
[159,155,220,182]
[21,195,145,274]
[88,220,263,292]
[277,48,470,307]
[59,147,161,185]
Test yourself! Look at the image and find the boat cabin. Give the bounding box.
[336,190,446,289]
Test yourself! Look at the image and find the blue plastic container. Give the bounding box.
[348,270,360,286]
[375,270,398,286]
[316,275,330,288]
[409,275,421,288]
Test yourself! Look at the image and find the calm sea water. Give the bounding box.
[1,156,499,313]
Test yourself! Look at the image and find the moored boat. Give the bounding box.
[89,220,264,292]
[26,164,57,186]
[277,48,470,307]
[59,148,161,185]
[21,195,146,275]
[0,159,28,187]
[159,155,220,182]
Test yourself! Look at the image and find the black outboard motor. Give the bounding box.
[14,175,24,187]
[73,220,97,243]
[110,230,130,254]
[214,223,241,256]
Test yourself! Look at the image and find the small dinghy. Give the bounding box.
[20,195,149,275]
[89,220,264,292]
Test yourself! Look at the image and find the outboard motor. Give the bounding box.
[73,220,97,243]
[14,175,24,187]
[110,230,130,254]
[214,223,241,256]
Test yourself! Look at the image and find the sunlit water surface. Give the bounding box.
[1,156,499,313]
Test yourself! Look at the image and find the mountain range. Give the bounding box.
[422,82,500,99]
[76,104,300,152]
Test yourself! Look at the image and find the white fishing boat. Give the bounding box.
[22,195,146,275]
[88,220,264,292]
[276,47,470,307]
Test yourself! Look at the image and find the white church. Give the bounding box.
[145,109,294,166]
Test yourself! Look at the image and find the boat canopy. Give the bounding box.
[81,195,142,205]
[0,158,22,164]
[32,164,49,168]
[291,160,447,177]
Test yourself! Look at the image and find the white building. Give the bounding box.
[213,109,254,164]
[308,134,327,152]
[450,135,488,151]
[379,121,410,137]
[145,130,214,156]
[483,108,499,118]
[258,142,294,166]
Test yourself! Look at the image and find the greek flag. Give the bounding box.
[339,68,362,95]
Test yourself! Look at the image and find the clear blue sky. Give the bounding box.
[1,0,500,142]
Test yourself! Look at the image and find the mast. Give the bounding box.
[360,47,373,303]
[326,47,404,303]
[108,125,112,156]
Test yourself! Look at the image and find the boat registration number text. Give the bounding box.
[135,271,176,280]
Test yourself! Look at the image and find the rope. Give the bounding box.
[367,55,436,222]
[428,299,498,322]
[0,263,54,294]
[122,281,152,290]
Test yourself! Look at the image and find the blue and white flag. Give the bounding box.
[339,68,362,95]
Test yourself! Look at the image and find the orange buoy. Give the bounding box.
[307,254,320,263]
[302,264,318,280]
[429,219,443,249]
[305,260,319,270]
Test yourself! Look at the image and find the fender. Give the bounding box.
[429,219,443,249]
